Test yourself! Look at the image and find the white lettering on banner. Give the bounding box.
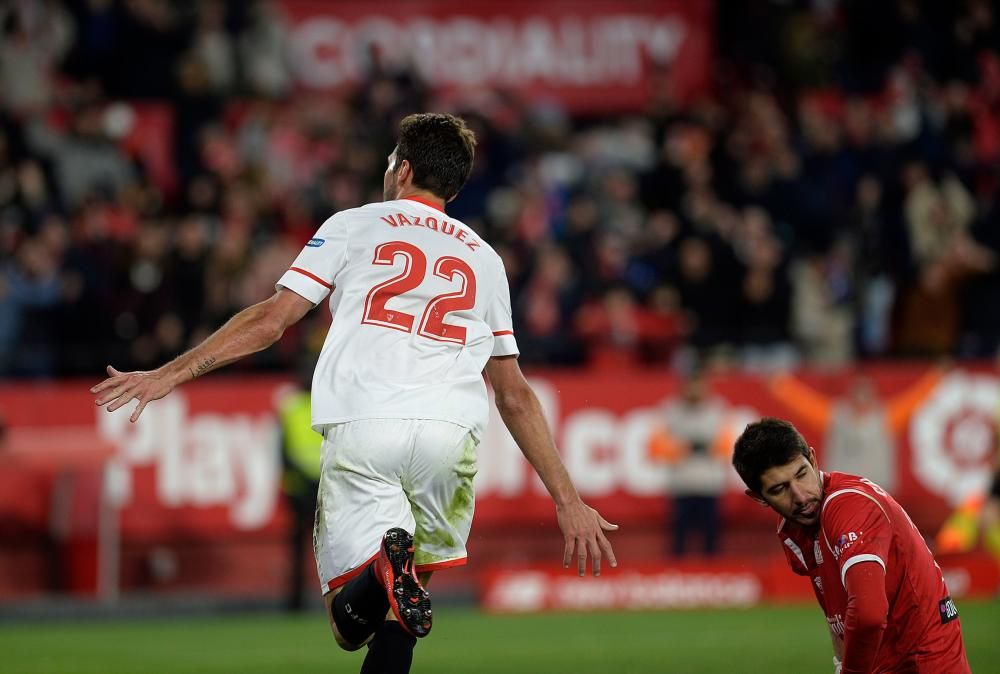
[563,410,620,496]
[486,570,761,612]
[487,572,550,612]
[476,381,760,498]
[183,416,238,507]
[620,408,671,495]
[478,378,559,496]
[288,14,687,89]
[97,393,280,530]
[910,372,998,506]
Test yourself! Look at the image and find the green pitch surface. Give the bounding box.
[2,601,998,674]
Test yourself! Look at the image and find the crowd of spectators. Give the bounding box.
[1,0,998,379]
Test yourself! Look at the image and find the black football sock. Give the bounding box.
[332,563,391,645]
[359,621,417,674]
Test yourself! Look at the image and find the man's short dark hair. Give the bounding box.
[732,417,811,493]
[395,113,476,201]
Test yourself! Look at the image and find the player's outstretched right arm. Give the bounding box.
[485,355,618,577]
[91,289,314,423]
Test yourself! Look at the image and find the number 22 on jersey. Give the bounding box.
[362,241,477,345]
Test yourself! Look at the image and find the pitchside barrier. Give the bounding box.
[0,364,997,607]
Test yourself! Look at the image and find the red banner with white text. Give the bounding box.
[1,365,997,541]
[479,553,1000,612]
[474,365,999,533]
[277,0,714,111]
[2,364,998,599]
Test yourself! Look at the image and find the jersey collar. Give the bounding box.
[403,195,446,213]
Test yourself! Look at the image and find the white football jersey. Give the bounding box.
[276,196,518,439]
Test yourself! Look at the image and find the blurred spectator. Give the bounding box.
[648,369,731,557]
[956,188,1000,357]
[769,368,946,492]
[26,100,138,210]
[238,1,292,98]
[0,232,61,375]
[737,209,796,371]
[190,1,236,95]
[277,357,322,612]
[102,0,190,99]
[903,163,975,270]
[672,236,737,363]
[791,243,854,368]
[0,0,999,378]
[895,163,980,356]
[515,244,584,366]
[844,175,896,357]
[174,56,225,186]
[985,455,1000,564]
[825,377,896,493]
[575,285,683,369]
[0,1,74,114]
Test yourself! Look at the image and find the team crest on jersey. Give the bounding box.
[813,576,824,594]
[813,538,824,565]
[306,238,325,247]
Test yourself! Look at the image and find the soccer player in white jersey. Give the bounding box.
[91,113,618,673]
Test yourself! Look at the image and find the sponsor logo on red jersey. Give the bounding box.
[938,596,959,624]
[832,531,860,560]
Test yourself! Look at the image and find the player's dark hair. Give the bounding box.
[394,113,476,201]
[732,417,811,493]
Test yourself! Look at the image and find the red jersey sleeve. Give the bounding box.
[842,561,889,673]
[821,487,892,588]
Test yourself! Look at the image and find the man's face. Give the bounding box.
[383,149,400,201]
[755,452,824,527]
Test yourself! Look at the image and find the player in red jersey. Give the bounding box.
[732,418,970,674]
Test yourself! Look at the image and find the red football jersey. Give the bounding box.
[777,472,970,673]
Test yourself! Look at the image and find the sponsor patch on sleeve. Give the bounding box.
[306,238,325,247]
[938,596,959,624]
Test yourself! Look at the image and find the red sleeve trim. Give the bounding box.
[840,554,886,587]
[492,330,513,337]
[291,267,333,289]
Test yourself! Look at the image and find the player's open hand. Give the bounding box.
[556,499,618,577]
[90,365,173,423]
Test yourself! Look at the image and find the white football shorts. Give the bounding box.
[313,418,478,594]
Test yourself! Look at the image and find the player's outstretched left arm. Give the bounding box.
[485,355,619,577]
[91,289,313,422]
